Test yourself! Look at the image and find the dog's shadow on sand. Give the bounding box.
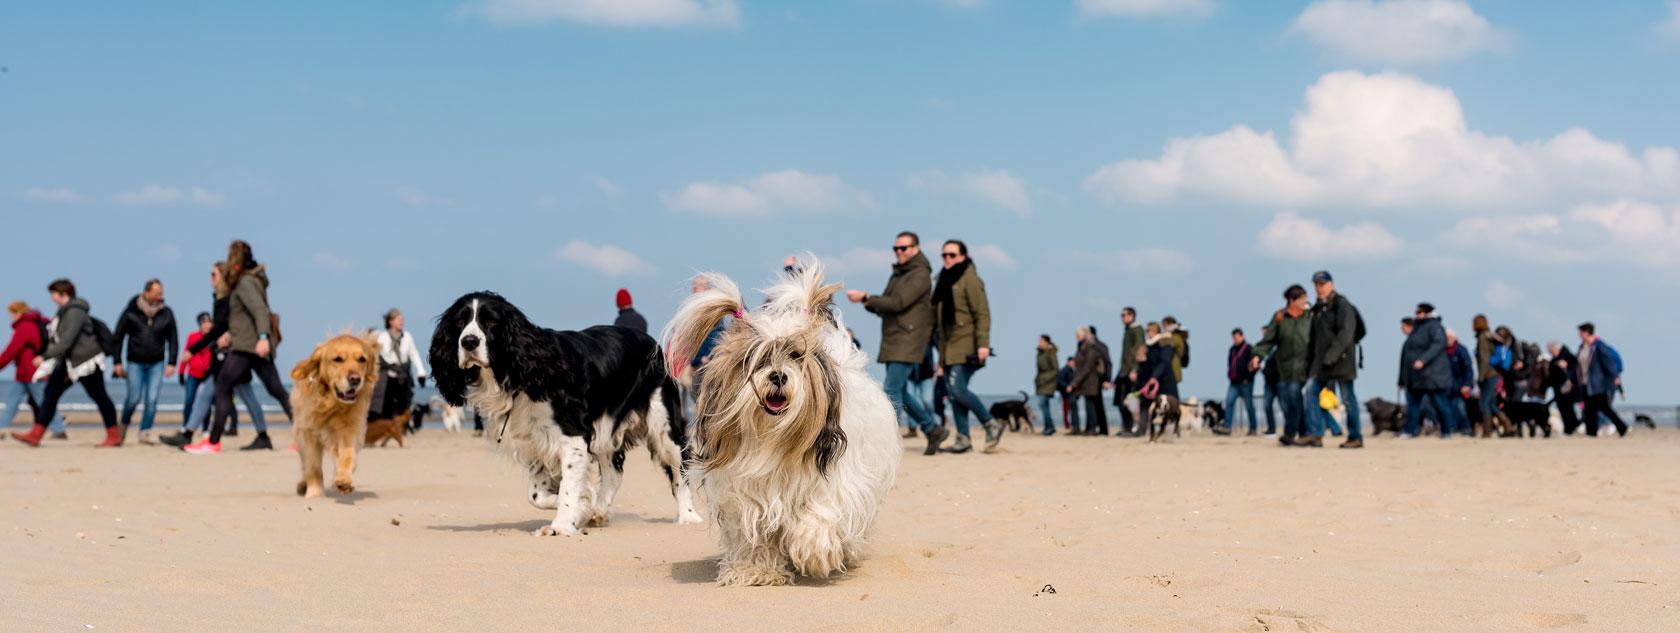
[669,558,842,587]
[427,519,550,533]
[331,491,379,506]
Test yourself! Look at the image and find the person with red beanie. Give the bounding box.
[612,288,647,333]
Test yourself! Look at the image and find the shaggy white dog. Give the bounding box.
[664,260,900,587]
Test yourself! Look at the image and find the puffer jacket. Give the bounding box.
[931,264,990,367]
[1307,292,1361,382]
[227,265,273,355]
[1254,309,1312,384]
[0,311,49,382]
[113,295,179,365]
[863,252,935,364]
[1399,316,1450,391]
[43,298,104,366]
[1034,345,1058,396]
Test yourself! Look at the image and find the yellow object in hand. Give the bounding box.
[1319,387,1340,411]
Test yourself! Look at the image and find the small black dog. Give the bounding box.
[407,402,431,435]
[1505,400,1552,438]
[1365,398,1405,436]
[1203,401,1227,435]
[989,391,1034,433]
[1635,413,1657,430]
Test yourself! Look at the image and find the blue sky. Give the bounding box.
[3,0,1678,401]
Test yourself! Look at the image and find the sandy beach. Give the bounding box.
[3,424,1675,633]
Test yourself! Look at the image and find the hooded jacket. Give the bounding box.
[113,294,179,366]
[1399,315,1450,391]
[0,311,49,382]
[43,298,105,367]
[1254,309,1312,384]
[863,251,935,365]
[1034,345,1059,396]
[227,265,272,355]
[1307,292,1361,382]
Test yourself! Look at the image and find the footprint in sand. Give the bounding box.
[1531,551,1583,575]
[1523,612,1587,628]
[1249,609,1330,633]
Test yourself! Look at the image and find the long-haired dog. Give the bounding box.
[430,292,702,537]
[664,261,901,587]
[291,334,381,498]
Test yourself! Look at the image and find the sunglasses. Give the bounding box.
[892,245,912,252]
[941,253,960,259]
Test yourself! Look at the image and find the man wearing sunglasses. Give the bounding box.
[847,231,946,455]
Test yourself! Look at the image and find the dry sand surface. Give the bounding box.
[3,424,1677,632]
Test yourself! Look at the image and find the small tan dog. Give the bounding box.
[290,333,379,498]
[363,409,412,448]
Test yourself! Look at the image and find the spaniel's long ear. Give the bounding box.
[291,342,325,383]
[429,303,470,407]
[811,350,848,476]
[662,273,745,379]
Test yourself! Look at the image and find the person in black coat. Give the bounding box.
[1547,341,1583,435]
[1399,304,1453,438]
[1056,356,1080,433]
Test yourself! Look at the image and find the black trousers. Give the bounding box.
[209,352,292,444]
[1555,392,1582,435]
[1581,392,1626,436]
[1112,376,1136,433]
[1083,394,1109,435]
[37,363,117,428]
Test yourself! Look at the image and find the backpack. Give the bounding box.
[1177,332,1190,369]
[1490,344,1513,372]
[89,318,119,358]
[32,319,50,356]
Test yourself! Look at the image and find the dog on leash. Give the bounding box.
[1147,396,1182,442]
[290,333,380,498]
[664,260,900,587]
[989,391,1033,433]
[1365,398,1405,436]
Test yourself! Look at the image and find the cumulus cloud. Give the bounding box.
[908,169,1032,215]
[311,252,353,270]
[1075,0,1214,19]
[1484,279,1521,308]
[970,243,1019,270]
[111,185,225,206]
[1085,71,1680,212]
[556,240,657,277]
[1256,212,1402,261]
[1290,0,1510,64]
[1443,200,1680,267]
[818,247,894,278]
[23,187,86,203]
[663,170,875,217]
[459,0,739,27]
[1070,247,1194,275]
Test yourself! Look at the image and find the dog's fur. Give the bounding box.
[1147,396,1182,442]
[664,260,901,587]
[365,409,413,447]
[409,396,466,434]
[290,334,381,498]
[1201,401,1225,434]
[1365,398,1405,436]
[989,391,1033,433]
[430,292,702,537]
[1635,413,1657,430]
[1505,400,1552,438]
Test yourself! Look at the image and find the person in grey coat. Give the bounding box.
[10,279,121,447]
[1400,303,1453,438]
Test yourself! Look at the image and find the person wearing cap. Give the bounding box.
[1303,270,1365,449]
[613,288,648,333]
[1399,303,1452,438]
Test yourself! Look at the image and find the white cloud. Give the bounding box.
[1070,247,1194,275]
[556,240,657,277]
[23,187,86,203]
[1442,200,1680,267]
[311,252,353,270]
[818,247,894,278]
[1291,0,1510,64]
[394,187,452,208]
[590,176,621,195]
[1659,2,1680,41]
[1086,71,1680,212]
[1256,212,1403,261]
[970,243,1019,270]
[908,169,1032,215]
[460,0,739,28]
[1075,0,1214,19]
[111,185,225,206]
[1567,199,1680,266]
[663,170,875,217]
[1484,279,1521,308]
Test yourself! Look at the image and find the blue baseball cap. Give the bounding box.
[1311,270,1333,284]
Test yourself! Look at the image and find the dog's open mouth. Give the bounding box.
[763,393,789,415]
[335,386,359,403]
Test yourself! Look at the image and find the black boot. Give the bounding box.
[159,430,194,448]
[240,432,273,451]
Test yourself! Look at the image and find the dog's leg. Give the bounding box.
[783,505,847,580]
[297,431,325,498]
[587,447,622,528]
[332,427,358,495]
[538,433,589,537]
[715,507,793,587]
[645,391,704,525]
[525,461,560,510]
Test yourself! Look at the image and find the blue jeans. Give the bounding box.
[1224,382,1258,432]
[4,380,65,433]
[943,364,992,437]
[1304,379,1360,439]
[1035,394,1055,433]
[187,378,265,433]
[883,362,933,434]
[1277,381,1304,438]
[1063,392,1081,432]
[1404,389,1451,437]
[1261,382,1279,433]
[120,361,166,431]
[1448,393,1472,435]
[1478,376,1500,422]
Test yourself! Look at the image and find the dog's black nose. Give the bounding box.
[768,371,787,388]
[347,374,362,386]
[461,334,481,351]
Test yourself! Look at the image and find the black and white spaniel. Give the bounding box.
[430,291,702,536]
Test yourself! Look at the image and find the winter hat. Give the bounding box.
[615,288,633,309]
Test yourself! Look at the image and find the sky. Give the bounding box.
[3,0,1678,402]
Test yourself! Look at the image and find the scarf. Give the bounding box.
[932,259,971,328]
[137,296,165,320]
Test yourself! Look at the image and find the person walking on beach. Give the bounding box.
[1575,322,1627,437]
[112,278,179,444]
[1546,341,1582,435]
[12,279,121,447]
[1400,304,1453,438]
[847,230,944,455]
[1252,285,1312,445]
[187,240,293,454]
[1223,328,1259,435]
[1471,315,1500,434]
[1057,356,1079,433]
[1,301,65,438]
[1301,271,1364,449]
[161,263,263,448]
[1114,307,1144,436]
[1034,335,1058,436]
[1067,326,1110,436]
[931,239,1001,454]
[1135,322,1180,430]
[373,308,428,422]
[612,288,648,333]
[1446,329,1475,435]
[1259,351,1281,436]
[1162,316,1188,386]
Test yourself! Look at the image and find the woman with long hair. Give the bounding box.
[185,241,293,454]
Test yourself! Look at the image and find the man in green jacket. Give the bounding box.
[1251,284,1313,446]
[931,239,1000,454]
[848,231,945,455]
[1111,307,1145,436]
[1034,335,1058,436]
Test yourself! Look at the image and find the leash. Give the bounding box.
[496,412,511,444]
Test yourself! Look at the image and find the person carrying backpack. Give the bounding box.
[1575,322,1627,437]
[1302,271,1364,449]
[186,240,295,454]
[1,301,67,438]
[11,279,121,447]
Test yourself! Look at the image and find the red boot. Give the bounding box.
[96,425,123,448]
[11,424,47,447]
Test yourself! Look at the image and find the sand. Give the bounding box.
[3,423,1676,633]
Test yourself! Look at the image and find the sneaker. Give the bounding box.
[982,421,1003,453]
[138,430,155,445]
[922,425,948,456]
[1340,438,1364,449]
[240,433,273,451]
[158,431,193,448]
[945,433,973,454]
[50,432,69,440]
[183,440,222,455]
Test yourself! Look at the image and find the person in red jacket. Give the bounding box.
[1,301,66,438]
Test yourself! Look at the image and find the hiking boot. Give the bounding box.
[1277,435,1295,447]
[922,425,948,456]
[1291,435,1323,448]
[1211,426,1231,436]
[1340,437,1364,449]
[902,428,917,439]
[240,433,274,451]
[982,421,1003,454]
[159,430,193,448]
[945,433,973,454]
[11,424,47,447]
[96,426,124,448]
[1246,430,1258,437]
[183,439,222,455]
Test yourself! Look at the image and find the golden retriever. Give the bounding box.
[290,334,379,498]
